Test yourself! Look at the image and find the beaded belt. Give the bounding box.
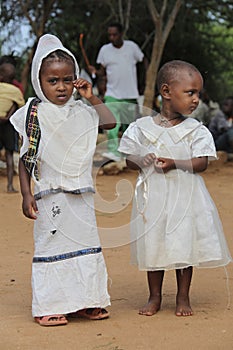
[33,247,102,263]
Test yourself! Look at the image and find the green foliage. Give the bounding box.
[0,0,232,101]
[154,1,233,102]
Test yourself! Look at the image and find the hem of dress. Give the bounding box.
[130,258,232,271]
[32,301,111,318]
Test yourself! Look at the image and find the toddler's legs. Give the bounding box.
[175,267,193,316]
[139,270,164,316]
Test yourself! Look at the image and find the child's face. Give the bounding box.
[168,71,203,115]
[40,60,75,105]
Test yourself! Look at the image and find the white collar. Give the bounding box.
[136,116,201,144]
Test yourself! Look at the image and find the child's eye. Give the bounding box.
[64,77,73,83]
[48,78,57,84]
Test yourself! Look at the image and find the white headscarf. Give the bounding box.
[31,33,79,102]
[11,34,99,186]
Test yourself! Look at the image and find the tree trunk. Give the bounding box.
[21,46,36,93]
[143,27,164,113]
[143,0,182,112]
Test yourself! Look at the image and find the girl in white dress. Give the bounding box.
[10,34,116,326]
[118,60,232,317]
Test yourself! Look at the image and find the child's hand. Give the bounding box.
[73,78,93,99]
[142,153,156,167]
[154,157,175,173]
[22,193,39,220]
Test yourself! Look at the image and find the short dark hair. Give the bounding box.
[0,63,15,83]
[44,49,74,64]
[0,54,17,67]
[108,22,123,33]
[157,60,201,92]
[40,49,75,72]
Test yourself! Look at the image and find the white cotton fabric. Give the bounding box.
[10,34,99,192]
[11,98,99,192]
[31,34,79,103]
[32,192,110,316]
[119,116,232,271]
[97,40,144,99]
[10,34,110,317]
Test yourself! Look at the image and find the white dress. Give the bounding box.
[10,33,111,317]
[118,116,232,271]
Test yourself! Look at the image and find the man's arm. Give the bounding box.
[137,56,149,95]
[87,64,106,78]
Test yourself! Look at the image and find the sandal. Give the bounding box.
[68,308,110,320]
[34,314,68,326]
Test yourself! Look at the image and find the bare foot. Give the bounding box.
[176,295,193,316]
[139,296,162,316]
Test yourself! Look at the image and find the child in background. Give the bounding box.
[0,62,25,192]
[119,60,231,317]
[10,34,116,326]
[0,54,24,94]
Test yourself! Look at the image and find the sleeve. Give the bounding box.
[191,125,217,160]
[96,46,106,67]
[132,42,144,63]
[10,100,31,157]
[118,122,144,156]
[76,99,99,126]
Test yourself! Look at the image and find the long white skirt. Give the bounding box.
[32,192,110,317]
[131,170,232,271]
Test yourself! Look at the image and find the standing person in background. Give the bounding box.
[0,55,25,176]
[88,22,147,162]
[119,60,231,317]
[10,34,116,326]
[0,62,25,192]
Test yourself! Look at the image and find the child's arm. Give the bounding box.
[154,156,208,173]
[73,78,116,130]
[19,158,38,220]
[126,153,156,170]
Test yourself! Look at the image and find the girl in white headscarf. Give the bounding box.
[10,34,116,326]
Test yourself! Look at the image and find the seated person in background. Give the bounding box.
[201,89,220,121]
[208,96,233,154]
[189,97,209,126]
[189,89,220,127]
[0,62,25,192]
